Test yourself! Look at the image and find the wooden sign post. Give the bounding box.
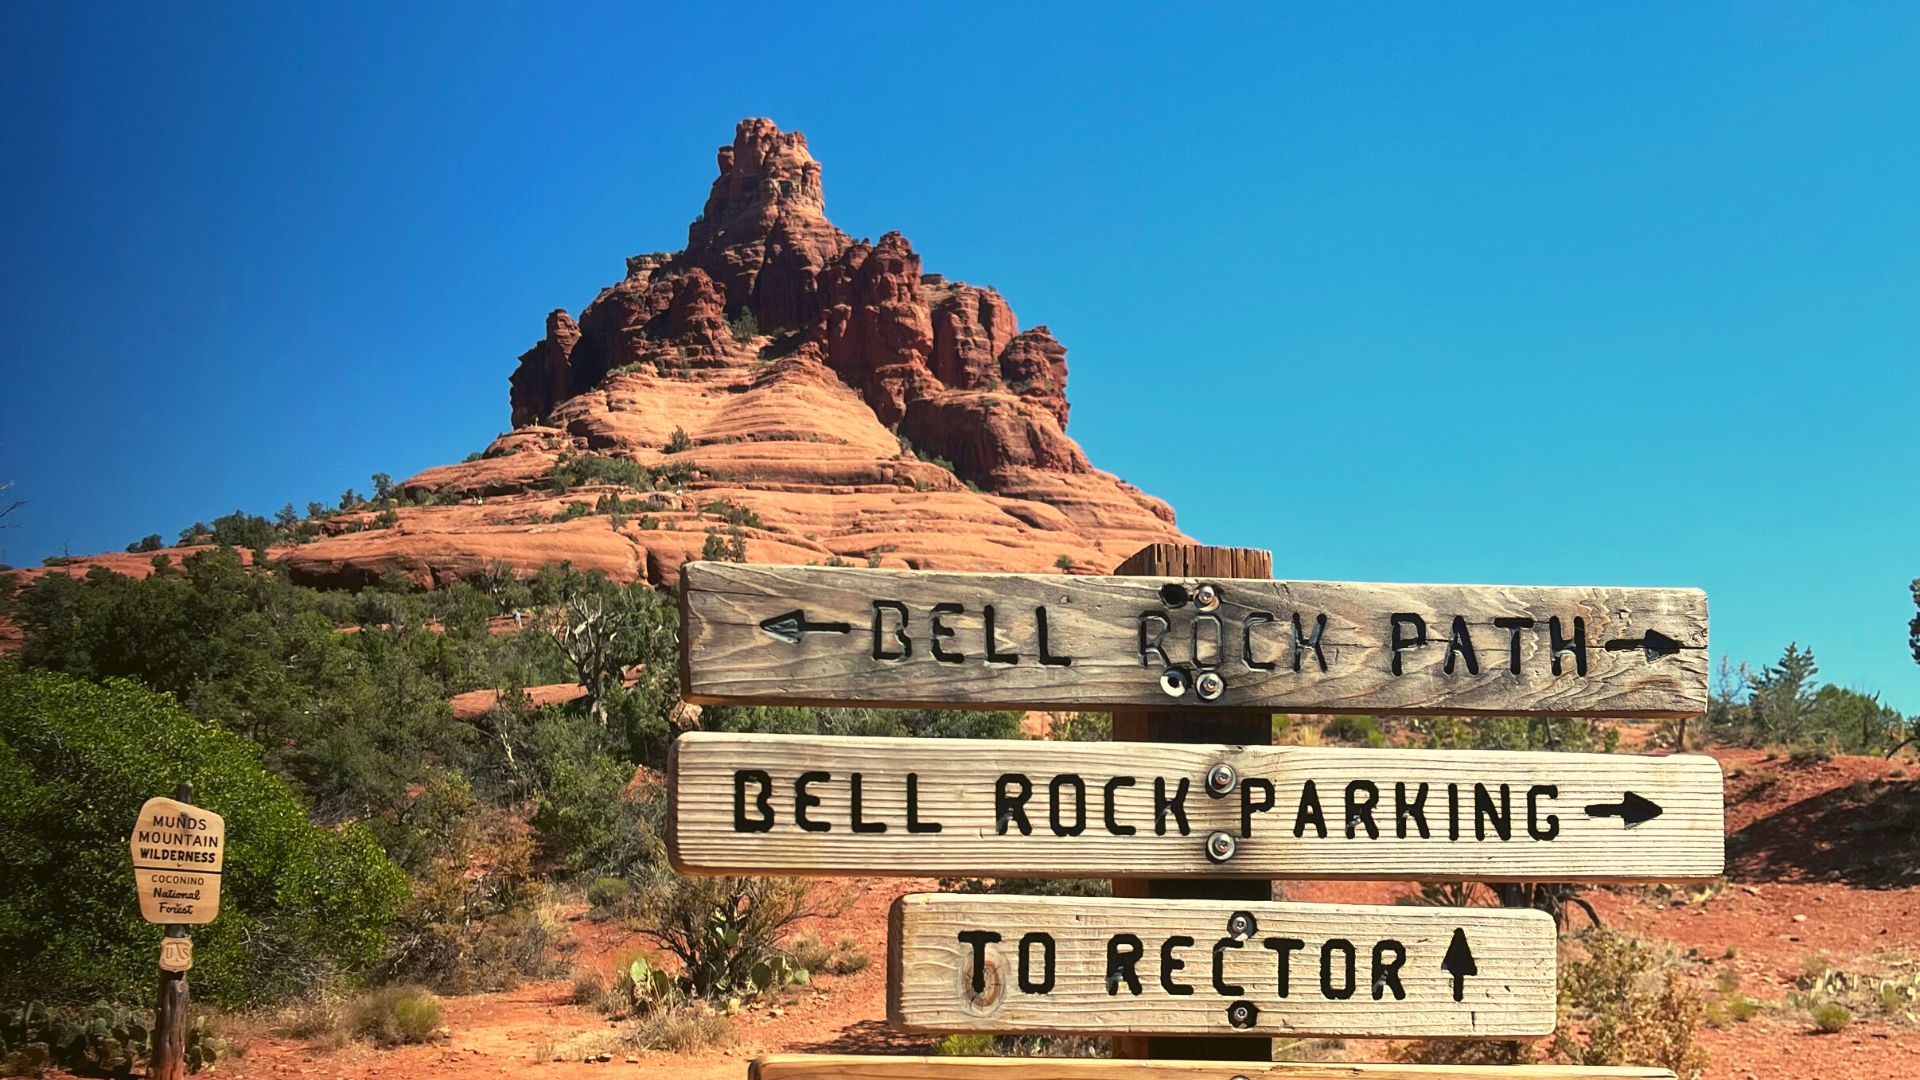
[666,545,1714,1080]
[130,782,223,1080]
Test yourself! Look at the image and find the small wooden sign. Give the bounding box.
[128,797,225,925]
[668,734,1724,882]
[888,894,1556,1038]
[680,564,1708,718]
[159,936,194,973]
[752,1056,1678,1079]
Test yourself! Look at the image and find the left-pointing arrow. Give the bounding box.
[759,609,853,645]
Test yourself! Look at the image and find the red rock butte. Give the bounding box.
[269,118,1187,588]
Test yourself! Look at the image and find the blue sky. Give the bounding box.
[2,4,1916,711]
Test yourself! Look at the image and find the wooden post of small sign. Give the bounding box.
[150,781,193,1080]
[1110,543,1274,1063]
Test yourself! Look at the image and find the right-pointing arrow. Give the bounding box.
[1441,928,1477,1002]
[1584,790,1665,827]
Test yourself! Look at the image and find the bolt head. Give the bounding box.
[1205,830,1237,863]
[1226,910,1258,939]
[1195,671,1225,701]
[1195,584,1220,611]
[1205,762,1237,796]
[1226,1000,1259,1028]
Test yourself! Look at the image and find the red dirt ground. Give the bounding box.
[191,750,1920,1079]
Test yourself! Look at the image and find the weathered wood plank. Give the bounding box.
[887,895,1557,1038]
[752,1055,1677,1079]
[679,564,1708,717]
[668,734,1724,882]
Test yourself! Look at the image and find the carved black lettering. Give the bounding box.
[1293,779,1328,838]
[1243,612,1277,671]
[1106,934,1144,995]
[1154,776,1191,836]
[1211,937,1245,996]
[1395,781,1430,839]
[930,602,965,664]
[1371,940,1407,1000]
[1346,780,1380,840]
[1139,613,1171,667]
[906,773,942,833]
[1103,776,1137,837]
[982,604,1019,665]
[1321,939,1357,1000]
[1293,612,1330,673]
[795,771,831,833]
[1444,615,1480,675]
[995,774,1033,836]
[1018,932,1056,994]
[1036,607,1073,667]
[1475,782,1512,841]
[1448,782,1461,841]
[872,601,911,660]
[1241,777,1276,837]
[1049,774,1087,837]
[1192,613,1224,670]
[958,930,1000,995]
[1527,784,1560,841]
[1389,613,1428,675]
[1494,616,1535,674]
[849,773,886,834]
[1551,616,1588,675]
[1160,936,1195,995]
[733,770,774,833]
[1264,937,1306,997]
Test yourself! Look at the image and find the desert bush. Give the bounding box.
[785,933,870,976]
[0,666,406,1008]
[664,427,693,453]
[375,819,561,994]
[626,1006,733,1053]
[938,876,1111,898]
[1789,955,1920,1028]
[1809,1001,1852,1034]
[631,874,832,999]
[1396,1036,1533,1065]
[547,455,655,492]
[587,876,629,910]
[1551,929,1708,1079]
[346,986,443,1046]
[0,1000,227,1078]
[1324,714,1387,747]
[933,1033,1105,1058]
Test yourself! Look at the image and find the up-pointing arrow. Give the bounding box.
[1583,790,1665,828]
[1441,928,1477,1002]
[758,609,853,645]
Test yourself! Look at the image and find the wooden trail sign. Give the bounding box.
[887,894,1556,1038]
[680,564,1708,718]
[128,796,225,925]
[668,733,1725,882]
[752,1056,1678,1079]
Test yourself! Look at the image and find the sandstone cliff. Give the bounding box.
[218,120,1189,588]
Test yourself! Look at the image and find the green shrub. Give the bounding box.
[586,876,629,910]
[785,933,870,976]
[0,999,230,1077]
[1552,929,1709,1078]
[934,1034,994,1057]
[0,666,407,1007]
[346,986,443,1046]
[631,874,827,999]
[1324,714,1387,747]
[547,455,654,492]
[664,427,693,454]
[1809,1001,1852,1034]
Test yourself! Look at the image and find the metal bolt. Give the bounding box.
[1195,583,1220,612]
[1225,910,1258,940]
[1205,763,1238,798]
[1226,1000,1259,1029]
[1159,668,1189,698]
[1231,1076,1251,1080]
[1195,671,1225,701]
[1205,830,1237,863]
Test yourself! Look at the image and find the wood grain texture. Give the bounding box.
[668,734,1724,882]
[752,1056,1676,1079]
[680,563,1708,717]
[888,895,1556,1038]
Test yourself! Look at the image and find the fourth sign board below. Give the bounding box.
[751,1057,1678,1079]
[888,894,1557,1039]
